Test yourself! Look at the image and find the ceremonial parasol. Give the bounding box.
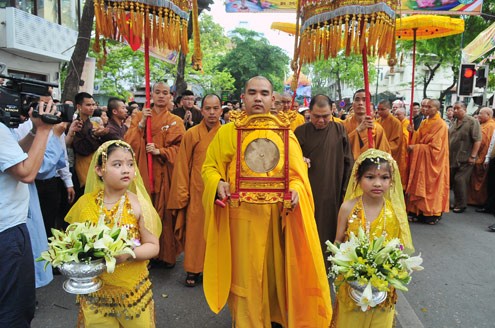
[271,22,297,35]
[395,15,464,139]
[93,0,201,192]
[295,0,398,147]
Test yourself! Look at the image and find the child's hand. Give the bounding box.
[115,253,133,264]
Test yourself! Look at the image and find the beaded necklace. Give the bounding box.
[97,190,126,228]
[357,196,387,237]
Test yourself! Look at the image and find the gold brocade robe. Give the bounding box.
[332,198,403,328]
[125,109,185,264]
[342,115,391,160]
[468,120,495,205]
[201,123,332,327]
[290,111,306,132]
[406,113,450,216]
[377,114,407,188]
[167,121,220,273]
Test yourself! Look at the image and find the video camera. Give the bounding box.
[0,64,75,128]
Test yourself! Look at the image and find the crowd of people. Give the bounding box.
[1,74,494,327]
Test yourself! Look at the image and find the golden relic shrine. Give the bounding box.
[230,112,292,209]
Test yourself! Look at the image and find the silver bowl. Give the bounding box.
[348,280,387,306]
[58,259,106,294]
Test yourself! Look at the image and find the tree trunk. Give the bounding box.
[336,70,342,100]
[422,61,442,100]
[61,0,94,102]
[175,52,188,98]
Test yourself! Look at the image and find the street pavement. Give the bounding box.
[32,205,495,328]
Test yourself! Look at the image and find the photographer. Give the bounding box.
[0,100,56,327]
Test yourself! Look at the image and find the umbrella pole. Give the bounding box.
[362,42,374,148]
[408,28,417,144]
[144,35,154,193]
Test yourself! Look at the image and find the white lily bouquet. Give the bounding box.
[37,221,137,273]
[326,227,423,311]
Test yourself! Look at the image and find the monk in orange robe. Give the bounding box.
[342,89,391,159]
[125,82,185,266]
[377,100,407,188]
[167,94,222,287]
[406,99,449,224]
[202,76,332,327]
[468,107,495,205]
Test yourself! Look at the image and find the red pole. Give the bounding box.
[144,35,154,193]
[362,42,374,148]
[408,28,417,144]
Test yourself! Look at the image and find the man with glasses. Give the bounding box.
[173,90,203,130]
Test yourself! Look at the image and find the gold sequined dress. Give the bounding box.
[332,197,405,328]
[65,191,155,327]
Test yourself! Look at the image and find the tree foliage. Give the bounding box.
[183,14,235,95]
[217,28,290,98]
[302,53,376,100]
[89,42,176,99]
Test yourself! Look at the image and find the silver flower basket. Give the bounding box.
[348,281,387,306]
[58,259,106,294]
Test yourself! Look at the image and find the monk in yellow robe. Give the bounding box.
[377,100,407,188]
[406,99,450,224]
[202,76,332,327]
[342,89,391,160]
[167,94,222,287]
[468,107,495,205]
[125,82,185,266]
[281,92,306,131]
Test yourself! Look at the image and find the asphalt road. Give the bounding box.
[31,205,495,328]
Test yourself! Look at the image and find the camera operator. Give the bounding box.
[0,100,56,327]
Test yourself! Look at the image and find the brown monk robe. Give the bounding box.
[406,99,449,223]
[342,90,391,160]
[468,107,495,205]
[294,95,353,250]
[125,82,185,265]
[167,95,223,286]
[376,100,408,188]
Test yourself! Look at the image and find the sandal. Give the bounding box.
[185,272,201,287]
[422,215,441,225]
[408,215,419,223]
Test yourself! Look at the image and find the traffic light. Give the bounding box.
[458,64,476,96]
[475,65,488,88]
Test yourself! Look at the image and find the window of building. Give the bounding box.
[36,0,59,23]
[8,69,48,81]
[61,0,78,29]
[3,0,80,29]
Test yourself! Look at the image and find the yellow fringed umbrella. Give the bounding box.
[395,15,464,142]
[93,0,196,191]
[296,0,399,148]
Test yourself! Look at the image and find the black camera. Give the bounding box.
[0,72,61,128]
[31,102,75,124]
